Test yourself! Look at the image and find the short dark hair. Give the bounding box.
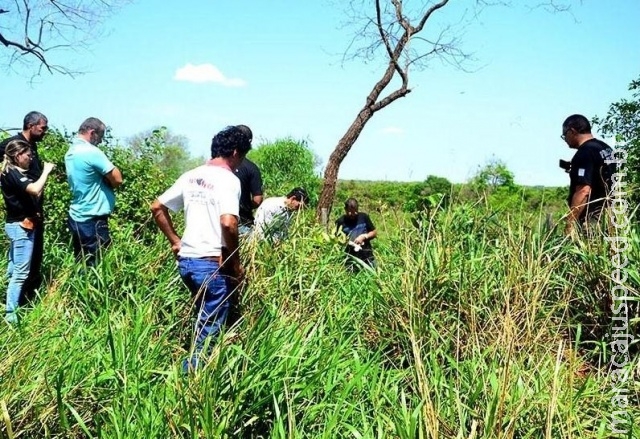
[235,124,253,143]
[562,114,591,134]
[286,187,309,204]
[23,111,47,130]
[211,126,252,159]
[78,117,106,135]
[344,198,358,211]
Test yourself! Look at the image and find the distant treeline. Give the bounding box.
[336,177,567,216]
[0,128,569,233]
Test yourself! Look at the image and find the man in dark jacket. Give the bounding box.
[234,125,263,236]
[561,114,615,236]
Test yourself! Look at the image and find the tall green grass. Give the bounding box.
[0,205,637,438]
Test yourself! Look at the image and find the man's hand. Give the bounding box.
[226,264,245,288]
[150,199,182,258]
[170,240,182,258]
[354,234,368,245]
[42,162,55,175]
[104,167,123,189]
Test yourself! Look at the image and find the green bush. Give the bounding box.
[248,138,321,204]
[593,74,640,213]
[30,128,190,243]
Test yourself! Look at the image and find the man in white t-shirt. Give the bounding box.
[150,126,251,372]
[253,187,309,242]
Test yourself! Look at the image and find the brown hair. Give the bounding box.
[1,139,30,174]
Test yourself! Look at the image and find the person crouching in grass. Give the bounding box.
[335,198,377,271]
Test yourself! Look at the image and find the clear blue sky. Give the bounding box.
[1,0,638,187]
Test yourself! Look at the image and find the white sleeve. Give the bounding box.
[157,175,185,212]
[218,172,240,217]
[254,202,267,228]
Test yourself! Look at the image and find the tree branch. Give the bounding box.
[1,0,129,77]
[414,0,450,33]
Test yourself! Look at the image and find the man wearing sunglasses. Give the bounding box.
[0,111,49,303]
[561,114,616,236]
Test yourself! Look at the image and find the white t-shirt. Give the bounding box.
[158,164,240,258]
[253,196,291,240]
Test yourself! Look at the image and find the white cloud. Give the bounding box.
[174,63,246,87]
[381,126,404,135]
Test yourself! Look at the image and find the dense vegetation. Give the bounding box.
[594,74,640,212]
[0,125,637,438]
[247,137,321,204]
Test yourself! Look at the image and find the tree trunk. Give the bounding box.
[316,107,373,219]
[315,2,413,220]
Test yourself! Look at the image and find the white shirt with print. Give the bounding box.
[158,164,240,258]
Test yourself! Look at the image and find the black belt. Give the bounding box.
[199,255,223,264]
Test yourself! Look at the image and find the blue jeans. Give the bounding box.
[4,222,35,323]
[67,216,111,266]
[178,257,233,369]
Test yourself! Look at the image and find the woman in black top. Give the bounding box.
[335,198,377,270]
[1,139,54,323]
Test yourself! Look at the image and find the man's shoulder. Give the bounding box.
[260,197,285,210]
[245,159,260,172]
[181,165,205,177]
[65,141,105,164]
[0,133,25,150]
[179,165,210,181]
[583,138,611,150]
[259,197,275,208]
[357,212,372,221]
[67,137,99,153]
[572,145,592,161]
[236,158,261,175]
[574,139,611,161]
[0,133,23,144]
[185,164,240,184]
[208,164,240,180]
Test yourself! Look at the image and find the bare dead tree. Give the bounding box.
[316,0,576,219]
[0,0,130,77]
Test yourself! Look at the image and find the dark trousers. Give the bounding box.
[67,216,112,266]
[19,223,44,305]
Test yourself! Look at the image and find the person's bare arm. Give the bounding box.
[220,214,243,279]
[354,214,378,245]
[252,194,263,209]
[355,229,377,245]
[104,167,123,189]
[569,184,591,221]
[25,163,55,197]
[150,199,181,256]
[566,184,591,234]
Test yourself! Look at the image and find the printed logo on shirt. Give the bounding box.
[578,168,585,177]
[600,149,614,161]
[189,177,214,190]
[20,177,28,182]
